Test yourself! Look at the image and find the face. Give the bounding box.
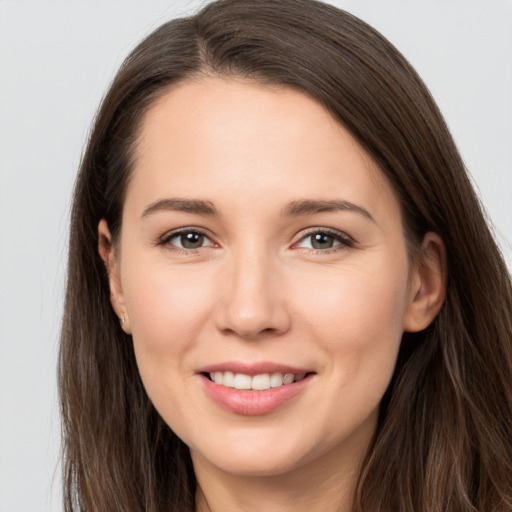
[101,77,432,480]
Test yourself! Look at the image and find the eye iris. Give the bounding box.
[311,233,334,249]
[181,232,204,249]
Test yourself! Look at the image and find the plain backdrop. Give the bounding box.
[0,1,510,510]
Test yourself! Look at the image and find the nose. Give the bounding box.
[214,248,291,340]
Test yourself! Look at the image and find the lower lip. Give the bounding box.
[201,375,312,415]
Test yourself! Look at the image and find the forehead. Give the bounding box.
[136,77,370,169]
[127,77,400,224]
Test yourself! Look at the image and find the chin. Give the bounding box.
[188,426,323,478]
[203,450,305,478]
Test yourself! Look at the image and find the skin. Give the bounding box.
[99,77,446,512]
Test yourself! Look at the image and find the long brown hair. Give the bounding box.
[59,1,512,510]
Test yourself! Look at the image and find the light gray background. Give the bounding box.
[0,1,510,510]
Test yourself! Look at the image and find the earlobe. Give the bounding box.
[403,232,447,333]
[98,219,132,334]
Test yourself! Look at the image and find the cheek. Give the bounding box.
[122,258,216,365]
[290,257,409,436]
[292,256,409,368]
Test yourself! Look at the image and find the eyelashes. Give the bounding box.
[160,228,216,251]
[293,228,354,253]
[158,227,355,255]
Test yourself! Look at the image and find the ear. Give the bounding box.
[403,232,447,333]
[98,219,131,334]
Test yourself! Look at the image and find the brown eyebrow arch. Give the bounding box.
[282,199,376,223]
[141,197,374,222]
[141,198,218,219]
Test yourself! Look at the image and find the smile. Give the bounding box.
[208,371,307,390]
[199,365,315,415]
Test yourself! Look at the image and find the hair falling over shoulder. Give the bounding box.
[59,1,512,510]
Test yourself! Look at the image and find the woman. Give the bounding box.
[59,0,512,510]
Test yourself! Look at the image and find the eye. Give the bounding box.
[161,229,215,251]
[295,229,353,251]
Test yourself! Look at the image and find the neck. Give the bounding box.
[195,475,354,512]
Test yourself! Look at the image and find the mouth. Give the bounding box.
[203,371,313,390]
[198,364,316,415]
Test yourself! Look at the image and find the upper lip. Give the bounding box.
[197,361,314,376]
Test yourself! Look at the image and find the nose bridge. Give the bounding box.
[216,239,289,338]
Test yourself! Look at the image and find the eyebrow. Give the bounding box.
[281,199,376,223]
[141,198,218,219]
[140,197,375,223]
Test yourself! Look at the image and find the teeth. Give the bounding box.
[270,373,284,387]
[282,373,294,385]
[222,371,235,387]
[209,371,307,390]
[252,374,270,390]
[234,373,252,390]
